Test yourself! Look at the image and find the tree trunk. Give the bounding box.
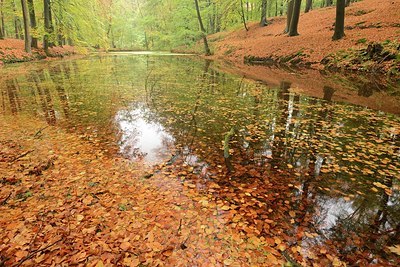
[21,0,31,53]
[288,0,301,36]
[56,1,64,46]
[332,0,345,40]
[0,0,5,39]
[44,0,53,53]
[27,0,38,48]
[284,0,294,33]
[12,0,22,39]
[194,0,211,56]
[305,0,312,13]
[260,0,267,26]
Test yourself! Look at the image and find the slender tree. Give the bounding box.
[332,0,345,40]
[27,0,38,48]
[194,0,211,55]
[284,0,294,33]
[0,0,5,39]
[240,0,249,31]
[12,0,22,39]
[44,0,53,53]
[288,0,301,36]
[260,0,267,26]
[21,0,31,53]
[305,0,312,13]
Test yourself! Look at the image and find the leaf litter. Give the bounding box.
[0,116,280,266]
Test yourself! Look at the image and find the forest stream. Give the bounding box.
[1,53,400,266]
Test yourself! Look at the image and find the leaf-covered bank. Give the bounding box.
[0,39,76,65]
[182,0,400,76]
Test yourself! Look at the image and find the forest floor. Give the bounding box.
[0,116,286,266]
[179,0,400,75]
[0,39,76,65]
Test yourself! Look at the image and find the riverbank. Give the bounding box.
[177,0,400,75]
[0,39,78,65]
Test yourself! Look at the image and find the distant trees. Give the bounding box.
[0,0,351,51]
[324,0,333,7]
[332,0,345,40]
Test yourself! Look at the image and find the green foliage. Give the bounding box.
[356,38,367,44]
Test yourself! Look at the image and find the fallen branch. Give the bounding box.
[10,150,34,163]
[33,126,49,138]
[0,193,12,206]
[177,219,182,235]
[0,255,10,267]
[13,237,63,267]
[282,250,301,267]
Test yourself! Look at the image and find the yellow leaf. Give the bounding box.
[224,259,234,265]
[76,214,84,222]
[332,257,343,266]
[388,245,400,255]
[221,205,230,211]
[373,182,388,189]
[120,241,131,250]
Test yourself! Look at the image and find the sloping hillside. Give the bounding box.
[208,0,399,72]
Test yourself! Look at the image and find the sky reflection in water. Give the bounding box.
[0,55,399,265]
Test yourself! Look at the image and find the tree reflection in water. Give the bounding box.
[0,55,399,265]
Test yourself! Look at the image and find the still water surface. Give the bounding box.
[1,54,399,265]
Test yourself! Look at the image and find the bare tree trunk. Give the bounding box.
[44,0,52,53]
[27,0,38,48]
[305,0,312,13]
[260,0,267,26]
[288,0,302,36]
[0,0,5,39]
[332,0,345,40]
[21,0,31,53]
[194,0,211,55]
[284,0,294,33]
